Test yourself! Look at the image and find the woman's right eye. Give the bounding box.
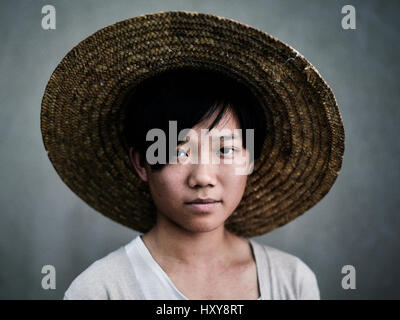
[177,149,188,158]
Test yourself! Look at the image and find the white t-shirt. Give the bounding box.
[125,235,261,300]
[64,235,320,300]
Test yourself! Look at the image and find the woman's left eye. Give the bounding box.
[219,147,236,156]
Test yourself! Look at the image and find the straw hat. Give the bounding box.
[40,11,345,237]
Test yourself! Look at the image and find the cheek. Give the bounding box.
[220,169,248,202]
[147,170,184,204]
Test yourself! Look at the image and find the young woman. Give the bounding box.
[40,11,344,300]
[125,68,270,300]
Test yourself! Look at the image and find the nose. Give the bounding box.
[187,163,217,188]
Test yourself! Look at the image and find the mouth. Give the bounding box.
[185,198,221,204]
[185,200,221,213]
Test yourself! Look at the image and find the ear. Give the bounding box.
[129,147,148,182]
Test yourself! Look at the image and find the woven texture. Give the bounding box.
[40,11,345,237]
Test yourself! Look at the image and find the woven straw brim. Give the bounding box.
[40,11,345,237]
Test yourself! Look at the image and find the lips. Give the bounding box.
[185,198,221,204]
[186,198,221,213]
[185,201,221,213]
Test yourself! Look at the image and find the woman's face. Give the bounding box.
[131,108,251,234]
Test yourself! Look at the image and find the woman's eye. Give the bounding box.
[177,149,188,158]
[219,147,236,156]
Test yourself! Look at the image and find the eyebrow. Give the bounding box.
[177,134,240,147]
[218,134,240,141]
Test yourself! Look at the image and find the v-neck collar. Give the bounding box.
[133,235,266,300]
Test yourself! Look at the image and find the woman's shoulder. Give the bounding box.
[251,239,308,269]
[250,239,312,271]
[63,245,132,300]
[249,239,320,299]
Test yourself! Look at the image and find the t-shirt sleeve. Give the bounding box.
[63,261,110,300]
[295,258,320,300]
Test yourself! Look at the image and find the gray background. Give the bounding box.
[1,0,399,300]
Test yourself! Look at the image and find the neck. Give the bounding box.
[141,214,240,269]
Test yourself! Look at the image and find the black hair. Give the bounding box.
[122,67,267,172]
